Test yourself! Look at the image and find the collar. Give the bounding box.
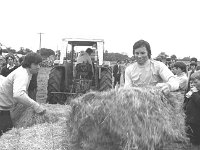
[7,64,15,69]
[137,59,150,68]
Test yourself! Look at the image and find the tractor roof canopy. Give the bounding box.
[62,38,104,46]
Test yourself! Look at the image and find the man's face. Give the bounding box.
[171,67,177,75]
[134,47,149,65]
[29,63,40,74]
[172,67,181,75]
[7,57,14,65]
[190,65,196,71]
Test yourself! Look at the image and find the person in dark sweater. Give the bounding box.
[184,70,200,147]
[1,54,18,77]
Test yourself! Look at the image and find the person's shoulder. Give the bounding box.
[113,64,118,67]
[125,62,137,71]
[14,65,19,69]
[151,59,168,68]
[1,65,7,70]
[151,59,164,65]
[14,66,26,73]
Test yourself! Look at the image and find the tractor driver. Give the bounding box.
[75,48,94,78]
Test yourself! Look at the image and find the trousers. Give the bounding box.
[0,110,13,136]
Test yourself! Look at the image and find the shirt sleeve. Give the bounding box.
[179,77,188,90]
[13,71,40,109]
[157,62,179,91]
[124,66,133,88]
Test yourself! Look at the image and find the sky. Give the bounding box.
[0,0,200,59]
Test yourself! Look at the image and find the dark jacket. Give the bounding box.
[113,64,121,77]
[185,91,200,125]
[1,65,18,77]
[28,73,38,90]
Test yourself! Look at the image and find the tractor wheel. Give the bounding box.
[99,67,112,91]
[46,66,66,104]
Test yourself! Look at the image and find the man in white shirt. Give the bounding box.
[124,40,179,95]
[0,52,45,136]
[75,48,94,78]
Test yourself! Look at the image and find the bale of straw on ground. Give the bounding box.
[0,104,71,150]
[68,86,189,150]
[11,103,71,128]
[0,122,70,150]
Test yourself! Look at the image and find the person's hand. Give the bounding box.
[191,86,198,93]
[156,83,171,95]
[33,104,46,115]
[185,86,198,98]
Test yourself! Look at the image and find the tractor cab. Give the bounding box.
[47,38,112,104]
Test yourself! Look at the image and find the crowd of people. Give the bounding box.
[1,40,200,148]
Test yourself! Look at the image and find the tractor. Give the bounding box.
[46,38,112,104]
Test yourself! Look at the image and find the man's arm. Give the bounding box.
[157,62,179,91]
[13,72,44,113]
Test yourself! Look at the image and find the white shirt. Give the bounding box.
[124,59,179,91]
[76,52,92,65]
[175,72,188,91]
[0,66,39,111]
[76,51,94,73]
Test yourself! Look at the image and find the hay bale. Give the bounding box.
[0,104,72,150]
[11,103,71,128]
[0,122,70,150]
[68,86,189,150]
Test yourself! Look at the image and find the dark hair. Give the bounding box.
[86,48,93,55]
[166,58,171,61]
[190,57,197,62]
[19,56,25,64]
[190,62,197,67]
[117,60,121,63]
[173,61,187,73]
[21,52,42,68]
[5,54,15,62]
[133,40,151,58]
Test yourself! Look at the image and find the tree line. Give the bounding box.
[2,47,55,58]
[1,47,192,62]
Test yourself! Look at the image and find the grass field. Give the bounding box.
[36,67,51,104]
